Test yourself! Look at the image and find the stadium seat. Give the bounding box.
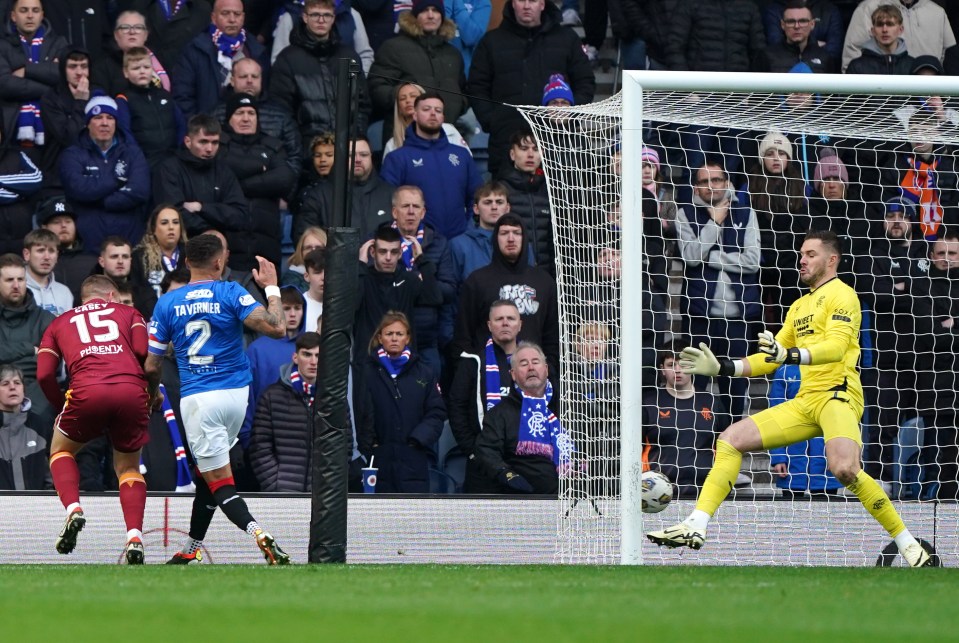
[443,450,467,494]
[280,209,294,258]
[429,467,457,494]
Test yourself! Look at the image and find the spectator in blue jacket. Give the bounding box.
[59,95,151,253]
[768,364,842,498]
[381,91,483,240]
[172,0,268,118]
[355,310,447,493]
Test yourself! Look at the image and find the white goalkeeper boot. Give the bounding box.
[647,521,707,550]
[900,542,933,567]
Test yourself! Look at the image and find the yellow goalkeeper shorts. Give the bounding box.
[753,390,864,451]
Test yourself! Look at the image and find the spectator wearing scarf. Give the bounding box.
[355,311,447,493]
[388,185,457,380]
[172,0,266,117]
[474,342,574,495]
[140,0,213,71]
[449,299,522,493]
[249,332,323,492]
[0,4,68,145]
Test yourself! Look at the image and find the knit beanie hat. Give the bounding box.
[542,73,575,106]
[758,130,793,160]
[411,0,444,16]
[85,95,118,123]
[812,152,849,193]
[641,146,660,171]
[225,92,258,122]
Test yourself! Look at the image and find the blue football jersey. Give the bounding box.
[149,280,261,396]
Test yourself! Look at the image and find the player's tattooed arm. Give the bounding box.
[143,353,164,409]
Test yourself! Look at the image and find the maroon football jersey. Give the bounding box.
[38,299,149,390]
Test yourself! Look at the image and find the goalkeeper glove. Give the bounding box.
[757,330,802,364]
[497,469,534,493]
[678,343,738,377]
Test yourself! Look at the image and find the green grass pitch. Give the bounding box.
[2,565,955,642]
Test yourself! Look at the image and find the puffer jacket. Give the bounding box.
[269,20,371,154]
[368,12,467,123]
[249,363,315,492]
[664,0,766,71]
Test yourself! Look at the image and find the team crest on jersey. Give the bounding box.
[186,288,213,300]
[816,295,825,308]
[239,294,256,306]
[448,153,460,167]
[114,160,127,179]
[917,258,930,274]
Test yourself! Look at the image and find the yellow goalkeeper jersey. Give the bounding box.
[748,277,862,401]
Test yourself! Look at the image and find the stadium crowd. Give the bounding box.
[1,0,959,503]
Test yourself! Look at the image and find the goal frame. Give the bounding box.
[620,70,959,564]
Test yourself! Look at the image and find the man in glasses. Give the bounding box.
[674,157,761,423]
[761,0,836,73]
[269,0,371,161]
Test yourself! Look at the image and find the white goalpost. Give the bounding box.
[520,70,959,566]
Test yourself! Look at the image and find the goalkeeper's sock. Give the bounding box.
[694,440,742,517]
[846,469,907,538]
[210,478,256,533]
[50,451,81,510]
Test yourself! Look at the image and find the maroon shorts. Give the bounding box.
[55,382,150,453]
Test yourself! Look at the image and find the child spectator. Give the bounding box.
[116,46,185,169]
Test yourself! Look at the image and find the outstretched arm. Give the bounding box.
[243,256,285,338]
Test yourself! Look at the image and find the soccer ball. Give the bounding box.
[641,471,673,513]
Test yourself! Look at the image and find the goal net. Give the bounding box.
[519,71,959,566]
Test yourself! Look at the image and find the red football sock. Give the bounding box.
[49,451,81,510]
[118,472,147,532]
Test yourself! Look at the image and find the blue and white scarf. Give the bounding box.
[484,337,504,410]
[377,345,411,379]
[160,384,195,492]
[16,26,45,145]
[515,380,574,472]
[289,364,314,406]
[391,220,424,271]
[209,24,247,58]
[161,246,180,273]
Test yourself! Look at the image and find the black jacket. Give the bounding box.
[761,39,837,74]
[269,21,371,154]
[116,82,185,170]
[664,0,766,72]
[41,0,109,64]
[151,148,251,240]
[0,143,43,254]
[467,1,594,175]
[293,168,393,241]
[452,217,560,373]
[0,19,69,103]
[473,387,559,495]
[355,353,447,493]
[218,128,297,271]
[846,39,914,76]
[354,259,443,360]
[499,166,554,276]
[249,364,315,492]
[213,93,303,180]
[368,12,466,125]
[0,291,55,436]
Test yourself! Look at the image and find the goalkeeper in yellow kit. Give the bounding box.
[647,230,933,566]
